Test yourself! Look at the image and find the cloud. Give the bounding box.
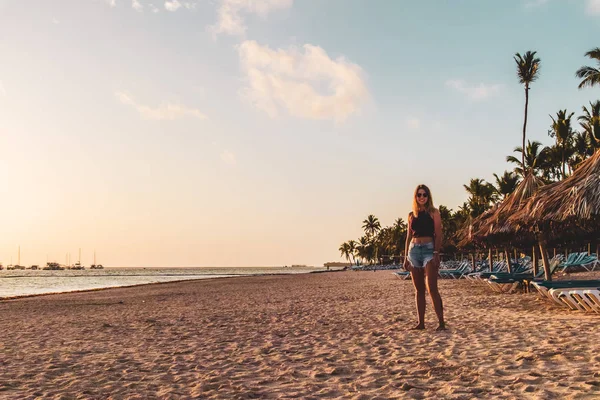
[220,150,237,166]
[149,3,160,13]
[132,0,143,11]
[210,0,293,37]
[406,118,420,129]
[237,40,369,122]
[164,0,181,11]
[115,91,207,120]
[52,17,60,24]
[106,0,116,7]
[445,79,503,101]
[587,0,600,15]
[0,81,6,96]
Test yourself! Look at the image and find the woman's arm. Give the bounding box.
[433,209,443,264]
[404,213,413,269]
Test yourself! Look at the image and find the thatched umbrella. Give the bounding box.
[459,173,544,272]
[507,149,600,280]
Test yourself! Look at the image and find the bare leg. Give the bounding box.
[425,261,445,330]
[410,267,426,329]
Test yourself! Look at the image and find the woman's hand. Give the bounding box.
[433,253,441,268]
[403,258,413,272]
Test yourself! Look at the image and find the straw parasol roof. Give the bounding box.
[458,173,544,248]
[507,149,600,237]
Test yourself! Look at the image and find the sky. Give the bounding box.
[0,0,599,267]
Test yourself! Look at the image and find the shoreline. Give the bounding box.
[0,269,346,301]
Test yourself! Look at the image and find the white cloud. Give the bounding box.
[115,91,207,120]
[106,0,116,7]
[165,0,181,11]
[149,3,160,13]
[0,81,6,96]
[133,0,143,12]
[220,150,237,166]
[587,0,600,15]
[210,0,293,37]
[445,79,503,101]
[406,118,420,129]
[237,40,368,122]
[52,17,60,24]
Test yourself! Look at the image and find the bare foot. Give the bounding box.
[411,323,425,330]
[435,323,447,331]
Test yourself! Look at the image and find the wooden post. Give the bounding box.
[532,245,538,276]
[471,253,476,272]
[539,237,552,281]
[488,248,493,272]
[553,248,556,258]
[505,249,512,274]
[588,243,591,256]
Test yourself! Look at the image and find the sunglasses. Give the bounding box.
[416,193,428,198]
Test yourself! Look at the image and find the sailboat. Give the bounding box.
[9,246,25,270]
[71,248,84,270]
[90,250,104,269]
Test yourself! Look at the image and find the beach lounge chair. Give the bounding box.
[465,261,509,282]
[485,257,562,293]
[392,271,411,280]
[583,289,600,312]
[438,261,471,279]
[531,280,600,301]
[548,287,600,313]
[559,252,599,272]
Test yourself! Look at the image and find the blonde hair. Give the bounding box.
[411,184,435,217]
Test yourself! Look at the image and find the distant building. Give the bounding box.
[323,262,352,268]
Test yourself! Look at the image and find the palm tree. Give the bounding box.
[549,109,575,179]
[506,140,546,177]
[576,48,600,89]
[538,144,563,183]
[579,100,600,144]
[570,131,594,169]
[514,51,541,167]
[356,236,373,264]
[493,171,520,200]
[347,240,357,265]
[339,242,351,263]
[463,178,495,217]
[362,215,381,238]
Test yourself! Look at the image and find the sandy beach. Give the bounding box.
[1,271,599,399]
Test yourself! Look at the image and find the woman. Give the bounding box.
[403,184,446,331]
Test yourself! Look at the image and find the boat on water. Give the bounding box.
[90,250,104,269]
[28,265,39,270]
[8,246,26,269]
[67,248,85,269]
[69,262,84,270]
[43,262,65,270]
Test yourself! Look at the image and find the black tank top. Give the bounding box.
[410,211,434,237]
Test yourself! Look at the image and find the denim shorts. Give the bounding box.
[407,242,435,268]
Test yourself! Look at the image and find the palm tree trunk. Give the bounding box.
[522,85,529,168]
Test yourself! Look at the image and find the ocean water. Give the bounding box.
[0,266,335,299]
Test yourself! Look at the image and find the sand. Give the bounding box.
[0,271,599,399]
